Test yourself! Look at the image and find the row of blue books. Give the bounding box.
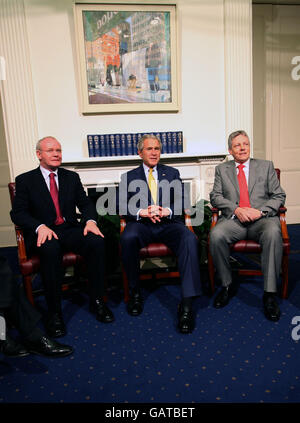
[87,131,183,158]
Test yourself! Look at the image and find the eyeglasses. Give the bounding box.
[39,149,62,154]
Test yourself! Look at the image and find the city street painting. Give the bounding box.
[74,3,179,114]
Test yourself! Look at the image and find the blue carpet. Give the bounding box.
[0,225,299,404]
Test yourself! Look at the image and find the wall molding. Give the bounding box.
[224,0,253,147]
[0,0,38,179]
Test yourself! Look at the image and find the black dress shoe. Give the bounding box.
[90,299,114,323]
[0,336,30,357]
[178,303,194,334]
[213,285,235,309]
[127,291,143,316]
[263,294,281,322]
[46,313,66,338]
[25,336,73,357]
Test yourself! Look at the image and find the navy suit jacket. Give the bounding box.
[118,163,187,223]
[10,167,97,243]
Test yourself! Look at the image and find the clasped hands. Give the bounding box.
[234,207,262,223]
[36,220,104,247]
[139,205,170,223]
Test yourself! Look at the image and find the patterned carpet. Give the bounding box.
[0,224,299,404]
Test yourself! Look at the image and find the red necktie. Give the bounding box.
[49,172,64,225]
[237,164,251,207]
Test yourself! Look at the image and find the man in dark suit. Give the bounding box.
[0,255,73,357]
[10,136,114,338]
[209,130,286,321]
[118,134,202,333]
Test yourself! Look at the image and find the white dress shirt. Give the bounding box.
[137,164,172,219]
[143,163,158,182]
[35,166,60,232]
[37,165,95,231]
[232,159,250,219]
[40,165,59,190]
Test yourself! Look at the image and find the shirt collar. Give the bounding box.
[235,158,250,169]
[143,163,157,174]
[40,165,58,179]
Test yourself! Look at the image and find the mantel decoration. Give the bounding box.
[74,3,179,114]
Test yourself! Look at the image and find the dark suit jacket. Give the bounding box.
[210,158,286,218]
[10,167,97,245]
[118,163,187,223]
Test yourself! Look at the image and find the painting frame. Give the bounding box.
[74,3,179,114]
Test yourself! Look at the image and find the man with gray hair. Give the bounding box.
[118,134,202,333]
[209,130,286,321]
[10,136,114,338]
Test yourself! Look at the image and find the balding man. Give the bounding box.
[11,136,114,338]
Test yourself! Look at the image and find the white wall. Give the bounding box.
[0,0,253,246]
[24,0,227,161]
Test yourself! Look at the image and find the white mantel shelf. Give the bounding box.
[62,153,227,203]
[62,153,227,168]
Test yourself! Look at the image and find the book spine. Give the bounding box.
[172,131,178,153]
[126,133,133,155]
[177,131,183,153]
[87,135,95,157]
[132,133,138,155]
[167,132,172,154]
[110,134,116,156]
[154,132,161,152]
[100,135,106,157]
[115,134,121,156]
[161,132,167,154]
[121,133,127,155]
[94,135,100,157]
[105,135,111,156]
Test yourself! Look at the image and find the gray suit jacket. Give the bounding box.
[210,159,286,219]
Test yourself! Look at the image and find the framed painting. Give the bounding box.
[74,3,179,114]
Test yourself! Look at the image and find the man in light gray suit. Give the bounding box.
[209,130,286,321]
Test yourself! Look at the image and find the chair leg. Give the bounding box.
[207,252,215,295]
[23,275,34,306]
[281,254,289,299]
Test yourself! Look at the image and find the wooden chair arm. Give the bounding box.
[8,182,29,263]
[120,216,126,234]
[210,207,219,230]
[15,226,28,263]
[183,210,194,233]
[278,207,290,243]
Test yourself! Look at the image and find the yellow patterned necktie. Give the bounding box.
[148,168,157,204]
